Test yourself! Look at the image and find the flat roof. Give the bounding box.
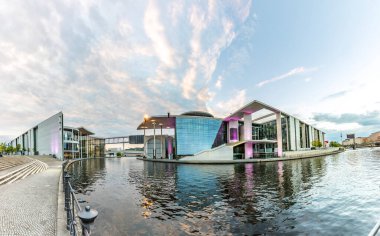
[137,116,176,130]
[224,100,289,121]
[136,100,325,134]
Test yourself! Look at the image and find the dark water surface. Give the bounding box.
[68,148,380,235]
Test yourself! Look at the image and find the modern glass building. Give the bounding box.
[9,112,105,160]
[137,100,325,160]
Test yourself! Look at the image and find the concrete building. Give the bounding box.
[9,112,105,160]
[137,100,325,160]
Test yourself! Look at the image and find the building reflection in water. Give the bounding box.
[133,157,329,234]
[68,158,107,193]
[60,150,380,235]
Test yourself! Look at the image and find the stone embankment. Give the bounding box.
[137,148,344,164]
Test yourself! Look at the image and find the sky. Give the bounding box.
[1,0,380,143]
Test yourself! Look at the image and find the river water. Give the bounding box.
[68,148,380,235]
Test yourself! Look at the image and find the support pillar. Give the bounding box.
[228,120,239,143]
[244,113,253,159]
[160,125,163,159]
[276,112,283,157]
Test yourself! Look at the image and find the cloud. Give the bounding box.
[313,111,380,127]
[0,0,253,139]
[321,90,349,101]
[304,77,312,82]
[215,76,222,89]
[210,89,247,117]
[256,67,317,87]
[144,0,176,68]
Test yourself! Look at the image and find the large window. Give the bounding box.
[175,117,222,156]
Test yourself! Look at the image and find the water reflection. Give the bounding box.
[68,149,380,235]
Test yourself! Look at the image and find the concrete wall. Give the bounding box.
[181,144,234,161]
[36,112,63,160]
[9,112,63,160]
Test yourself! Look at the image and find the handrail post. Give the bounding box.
[78,206,98,235]
[64,174,71,230]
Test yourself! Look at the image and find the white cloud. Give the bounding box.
[0,0,253,139]
[215,76,222,89]
[144,0,176,68]
[256,67,317,87]
[209,89,247,117]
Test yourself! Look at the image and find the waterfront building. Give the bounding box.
[137,100,325,160]
[8,112,105,160]
[343,131,380,147]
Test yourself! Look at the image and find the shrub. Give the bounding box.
[312,140,322,148]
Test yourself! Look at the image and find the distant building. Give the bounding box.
[9,112,105,160]
[137,100,325,160]
[342,132,380,147]
[368,131,380,145]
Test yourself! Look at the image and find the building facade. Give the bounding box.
[137,100,325,160]
[9,112,105,160]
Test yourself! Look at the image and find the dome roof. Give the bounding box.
[181,111,214,118]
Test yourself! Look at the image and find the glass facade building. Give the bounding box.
[175,117,223,156]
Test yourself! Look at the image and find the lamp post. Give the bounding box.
[159,123,163,159]
[143,115,148,158]
[152,121,156,159]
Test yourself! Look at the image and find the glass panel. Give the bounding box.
[176,117,222,156]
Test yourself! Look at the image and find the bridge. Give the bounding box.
[105,135,144,150]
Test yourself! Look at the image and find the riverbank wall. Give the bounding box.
[136,148,344,164]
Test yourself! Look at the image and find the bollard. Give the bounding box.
[78,206,98,236]
[64,174,71,230]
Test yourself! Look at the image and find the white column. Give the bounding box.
[276,112,283,157]
[143,129,146,157]
[160,125,163,159]
[153,123,156,158]
[244,113,253,159]
[79,131,82,159]
[86,135,90,158]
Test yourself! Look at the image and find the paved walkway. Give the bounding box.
[0,156,62,236]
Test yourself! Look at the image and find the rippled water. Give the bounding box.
[68,148,380,235]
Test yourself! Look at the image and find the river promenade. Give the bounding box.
[0,155,62,236]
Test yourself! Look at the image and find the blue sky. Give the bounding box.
[0,0,379,142]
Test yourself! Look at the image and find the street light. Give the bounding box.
[152,120,156,159]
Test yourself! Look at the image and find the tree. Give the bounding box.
[312,140,322,148]
[6,146,14,154]
[16,144,21,153]
[116,152,122,157]
[330,141,341,147]
[0,143,6,153]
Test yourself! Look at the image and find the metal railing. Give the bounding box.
[369,220,380,236]
[63,161,98,236]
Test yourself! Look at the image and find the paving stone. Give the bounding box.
[0,156,62,236]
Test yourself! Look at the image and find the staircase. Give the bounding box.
[0,156,33,171]
[0,158,48,185]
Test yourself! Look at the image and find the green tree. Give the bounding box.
[0,143,6,153]
[312,140,322,148]
[116,152,122,157]
[330,141,341,147]
[6,146,14,154]
[16,144,21,153]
